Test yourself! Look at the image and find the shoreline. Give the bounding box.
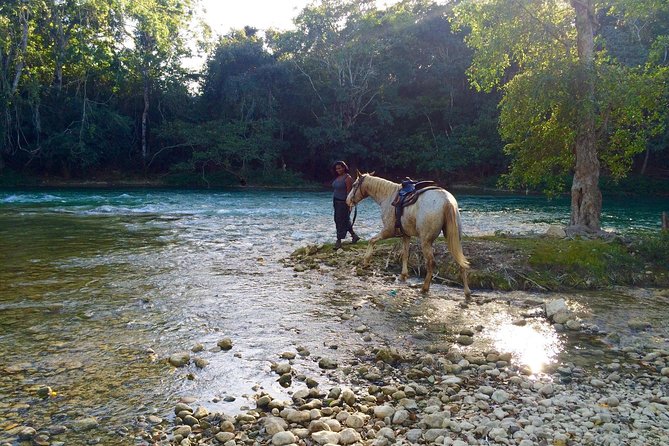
[2,175,668,198]
[137,242,669,445]
[136,291,669,446]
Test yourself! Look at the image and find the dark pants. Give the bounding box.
[333,198,353,240]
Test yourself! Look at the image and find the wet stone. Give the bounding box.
[217,338,233,350]
[174,403,193,415]
[318,357,338,369]
[168,352,190,367]
[455,335,474,345]
[71,417,99,432]
[18,427,37,440]
[275,363,292,375]
[194,358,209,368]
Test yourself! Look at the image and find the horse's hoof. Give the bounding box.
[399,274,408,281]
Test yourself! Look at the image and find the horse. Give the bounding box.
[346,173,471,298]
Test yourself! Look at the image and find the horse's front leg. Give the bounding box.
[400,236,410,281]
[363,228,395,266]
[420,238,436,293]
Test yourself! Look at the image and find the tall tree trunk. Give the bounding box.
[11,5,29,95]
[569,0,601,232]
[640,148,650,176]
[141,67,149,163]
[52,4,64,91]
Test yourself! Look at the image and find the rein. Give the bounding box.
[349,175,366,228]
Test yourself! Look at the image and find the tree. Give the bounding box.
[453,0,669,233]
[570,0,600,231]
[157,28,292,185]
[271,0,387,167]
[121,0,194,165]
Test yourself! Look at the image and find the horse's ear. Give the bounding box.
[356,169,362,178]
[370,171,375,176]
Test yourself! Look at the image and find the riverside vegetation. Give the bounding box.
[290,232,669,292]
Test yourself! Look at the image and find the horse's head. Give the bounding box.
[346,171,374,208]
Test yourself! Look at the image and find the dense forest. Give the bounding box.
[1,0,668,200]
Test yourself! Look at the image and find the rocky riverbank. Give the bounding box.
[135,235,668,446]
[5,233,668,446]
[123,290,669,446]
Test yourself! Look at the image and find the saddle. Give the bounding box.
[392,178,441,236]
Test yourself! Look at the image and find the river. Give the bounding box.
[0,189,666,445]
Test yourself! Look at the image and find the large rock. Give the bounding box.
[168,352,191,367]
[217,338,233,350]
[272,431,296,446]
[318,357,338,369]
[373,405,395,419]
[312,430,340,444]
[285,409,311,424]
[546,225,566,238]
[265,417,287,435]
[339,428,362,445]
[275,363,292,375]
[215,432,235,443]
[545,299,568,320]
[71,417,99,432]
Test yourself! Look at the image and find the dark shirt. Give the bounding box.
[332,174,351,200]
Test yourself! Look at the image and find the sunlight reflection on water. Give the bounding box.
[488,322,562,374]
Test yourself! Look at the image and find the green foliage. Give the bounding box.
[497,67,577,195]
[527,239,633,274]
[156,117,287,185]
[597,64,668,179]
[1,0,667,191]
[0,169,37,187]
[600,175,669,196]
[453,0,669,198]
[487,235,662,289]
[631,231,669,267]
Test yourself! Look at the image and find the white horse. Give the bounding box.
[346,173,471,298]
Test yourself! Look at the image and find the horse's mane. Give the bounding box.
[362,173,400,199]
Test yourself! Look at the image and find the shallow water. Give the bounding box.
[0,189,667,444]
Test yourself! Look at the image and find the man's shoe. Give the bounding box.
[334,240,342,249]
[351,234,360,244]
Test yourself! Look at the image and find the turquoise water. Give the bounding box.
[0,189,666,445]
[1,189,665,238]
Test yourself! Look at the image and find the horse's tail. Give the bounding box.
[443,200,469,269]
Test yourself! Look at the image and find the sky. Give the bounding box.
[198,0,312,33]
[187,0,402,69]
[198,0,403,35]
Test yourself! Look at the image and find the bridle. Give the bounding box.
[349,175,366,207]
[348,175,366,227]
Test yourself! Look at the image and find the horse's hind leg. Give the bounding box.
[420,238,436,293]
[461,266,471,299]
[400,236,410,281]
